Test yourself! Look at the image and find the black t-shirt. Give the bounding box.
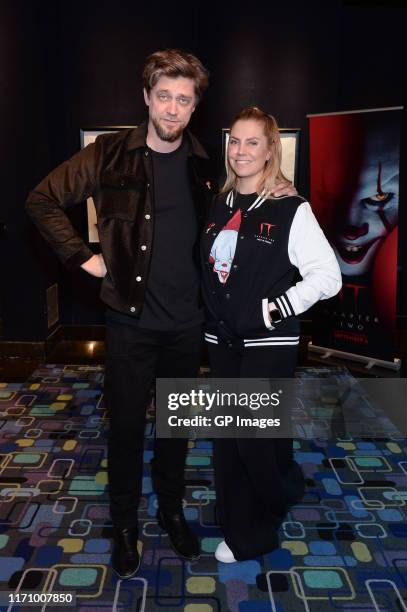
[107,137,203,330]
[234,192,258,210]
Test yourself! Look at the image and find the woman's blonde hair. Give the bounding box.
[221,106,287,195]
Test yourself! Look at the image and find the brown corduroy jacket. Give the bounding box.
[26,123,215,317]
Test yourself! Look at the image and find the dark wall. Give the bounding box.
[1,0,405,340]
[1,1,57,340]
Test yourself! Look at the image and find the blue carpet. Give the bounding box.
[0,365,406,611]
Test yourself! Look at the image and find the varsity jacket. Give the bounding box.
[201,190,342,348]
[26,123,215,317]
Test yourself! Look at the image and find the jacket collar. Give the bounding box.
[126,121,209,159]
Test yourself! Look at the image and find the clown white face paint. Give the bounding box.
[209,209,242,283]
[333,128,399,277]
[209,230,238,283]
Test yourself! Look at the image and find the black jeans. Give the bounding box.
[105,321,202,528]
[208,342,299,560]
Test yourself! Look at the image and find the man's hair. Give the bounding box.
[221,106,288,196]
[143,49,209,102]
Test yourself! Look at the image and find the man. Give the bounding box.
[26,49,294,578]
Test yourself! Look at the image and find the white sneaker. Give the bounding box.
[215,540,237,563]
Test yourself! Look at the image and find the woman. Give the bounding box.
[201,106,342,562]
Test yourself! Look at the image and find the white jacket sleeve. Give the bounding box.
[269,201,342,318]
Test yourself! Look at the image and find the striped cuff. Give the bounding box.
[270,292,295,320]
[244,335,299,347]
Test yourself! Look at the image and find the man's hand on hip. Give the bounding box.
[81,254,107,278]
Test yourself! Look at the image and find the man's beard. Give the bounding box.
[152,117,184,142]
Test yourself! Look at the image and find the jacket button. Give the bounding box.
[130,306,136,313]
[120,179,125,187]
[219,320,224,325]
[212,232,217,237]
[140,245,147,251]
[225,293,230,299]
[136,276,142,282]
[240,235,245,239]
[145,214,151,220]
[233,264,238,269]
[146,183,150,188]
[144,151,149,156]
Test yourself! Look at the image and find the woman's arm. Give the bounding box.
[268,201,342,320]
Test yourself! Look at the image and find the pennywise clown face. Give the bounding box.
[209,229,238,283]
[333,131,399,277]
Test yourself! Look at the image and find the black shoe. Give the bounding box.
[112,526,141,579]
[157,509,200,561]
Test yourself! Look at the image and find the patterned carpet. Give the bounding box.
[0,365,406,611]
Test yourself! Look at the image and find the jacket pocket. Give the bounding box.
[101,169,144,190]
[234,298,274,337]
[98,170,145,221]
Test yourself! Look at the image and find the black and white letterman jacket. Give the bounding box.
[200,190,342,348]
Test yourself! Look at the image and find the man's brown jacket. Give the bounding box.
[26,123,214,317]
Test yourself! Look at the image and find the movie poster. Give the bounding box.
[309,108,401,362]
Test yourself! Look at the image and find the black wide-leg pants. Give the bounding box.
[104,321,202,529]
[208,342,300,560]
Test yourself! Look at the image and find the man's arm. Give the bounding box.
[271,180,298,198]
[26,140,103,274]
